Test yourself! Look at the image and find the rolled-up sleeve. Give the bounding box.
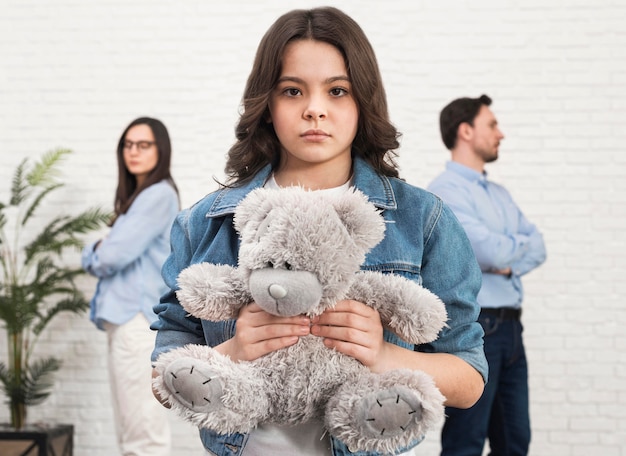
[419,202,488,383]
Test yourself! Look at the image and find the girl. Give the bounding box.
[151,7,487,456]
[83,117,179,456]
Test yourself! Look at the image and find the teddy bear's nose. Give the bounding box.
[268,283,288,299]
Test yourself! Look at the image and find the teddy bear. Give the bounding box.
[153,186,448,454]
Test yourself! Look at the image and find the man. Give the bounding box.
[428,94,547,456]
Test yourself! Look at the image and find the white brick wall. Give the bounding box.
[1,1,624,455]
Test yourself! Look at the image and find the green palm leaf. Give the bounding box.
[34,293,89,335]
[9,159,29,206]
[0,357,62,407]
[0,202,6,231]
[0,148,111,428]
[23,357,62,406]
[24,208,110,265]
[26,148,70,188]
[21,183,64,227]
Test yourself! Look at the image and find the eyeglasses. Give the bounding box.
[123,140,156,151]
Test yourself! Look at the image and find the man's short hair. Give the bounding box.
[440,94,492,150]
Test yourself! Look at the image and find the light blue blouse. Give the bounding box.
[82,180,179,330]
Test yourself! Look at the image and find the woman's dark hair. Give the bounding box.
[440,94,492,150]
[224,6,401,186]
[112,117,179,224]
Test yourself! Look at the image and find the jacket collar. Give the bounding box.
[205,156,397,217]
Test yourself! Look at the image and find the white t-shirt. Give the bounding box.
[244,419,332,455]
[243,176,417,456]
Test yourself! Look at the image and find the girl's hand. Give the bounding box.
[216,303,311,362]
[311,299,389,372]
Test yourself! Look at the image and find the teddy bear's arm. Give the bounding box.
[349,271,448,345]
[176,262,252,321]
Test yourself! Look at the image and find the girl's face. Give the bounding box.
[122,124,159,186]
[268,39,358,189]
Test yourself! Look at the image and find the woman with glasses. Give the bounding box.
[82,117,179,455]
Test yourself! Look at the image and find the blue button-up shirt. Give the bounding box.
[428,161,547,309]
[82,180,179,330]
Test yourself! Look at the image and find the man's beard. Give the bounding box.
[477,146,499,163]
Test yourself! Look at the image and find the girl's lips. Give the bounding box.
[301,130,329,141]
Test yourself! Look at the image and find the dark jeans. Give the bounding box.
[440,311,530,456]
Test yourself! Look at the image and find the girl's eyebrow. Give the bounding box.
[276,75,350,84]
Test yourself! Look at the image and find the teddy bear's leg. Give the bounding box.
[153,345,269,434]
[324,369,445,454]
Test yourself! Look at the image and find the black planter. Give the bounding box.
[0,423,73,456]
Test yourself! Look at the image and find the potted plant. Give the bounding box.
[0,148,110,430]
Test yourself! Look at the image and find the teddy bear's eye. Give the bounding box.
[285,262,293,271]
[266,261,274,268]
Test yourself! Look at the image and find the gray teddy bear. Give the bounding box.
[153,186,448,454]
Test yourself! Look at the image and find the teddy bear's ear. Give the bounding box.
[333,188,386,252]
[233,188,275,236]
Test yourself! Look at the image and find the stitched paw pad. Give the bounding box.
[358,387,422,438]
[164,357,223,413]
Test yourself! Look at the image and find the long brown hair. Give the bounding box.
[224,6,401,186]
[112,117,179,225]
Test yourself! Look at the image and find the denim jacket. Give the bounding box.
[152,157,487,456]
